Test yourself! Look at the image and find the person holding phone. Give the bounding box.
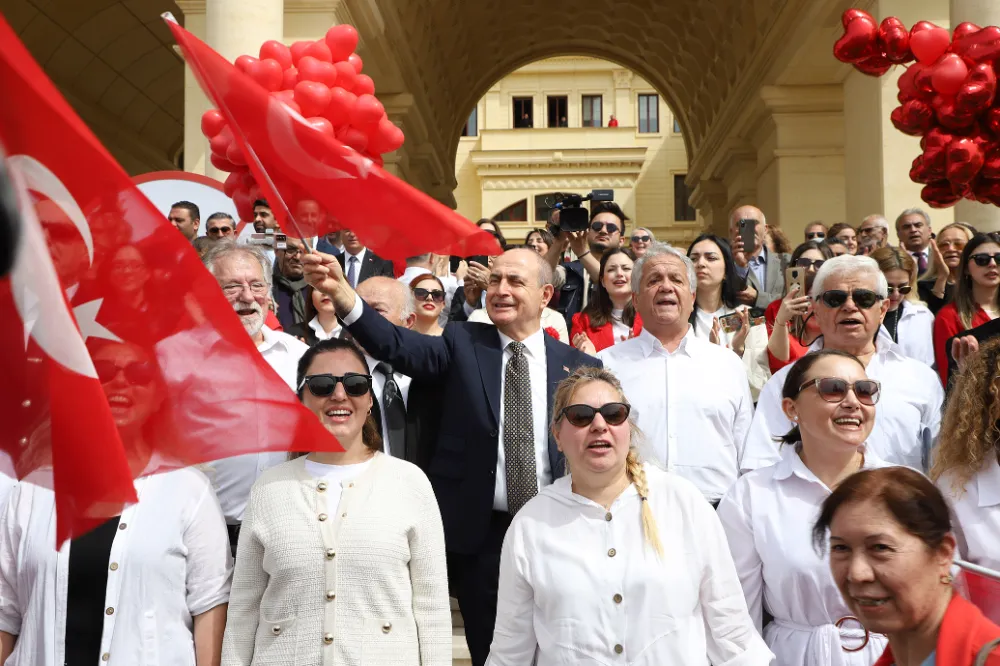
[728,206,790,309]
[686,234,748,355]
[765,241,833,373]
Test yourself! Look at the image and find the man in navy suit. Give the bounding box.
[336,228,396,287]
[304,247,600,666]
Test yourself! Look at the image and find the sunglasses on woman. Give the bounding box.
[413,287,445,303]
[94,360,157,385]
[797,377,881,406]
[558,402,631,427]
[886,284,911,295]
[794,258,825,270]
[805,232,826,240]
[298,373,372,397]
[970,252,1000,267]
[816,289,882,309]
[631,234,651,243]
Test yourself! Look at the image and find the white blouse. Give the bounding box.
[0,469,232,666]
[937,458,1000,571]
[718,445,892,665]
[487,463,773,666]
[892,304,935,368]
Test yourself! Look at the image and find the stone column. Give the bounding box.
[613,69,632,126]
[952,0,1000,231]
[176,0,210,177]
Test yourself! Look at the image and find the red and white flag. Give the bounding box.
[0,15,336,544]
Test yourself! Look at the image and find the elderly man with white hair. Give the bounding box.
[858,214,890,250]
[598,242,755,507]
[743,254,943,472]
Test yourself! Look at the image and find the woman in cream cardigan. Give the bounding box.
[222,338,451,666]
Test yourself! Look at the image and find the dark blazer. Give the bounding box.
[337,248,395,285]
[346,301,601,554]
[553,260,590,328]
[744,249,790,309]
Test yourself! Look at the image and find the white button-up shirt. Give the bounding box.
[743,331,943,472]
[718,445,893,665]
[257,325,309,389]
[598,328,755,502]
[307,316,342,342]
[365,353,412,458]
[344,247,367,288]
[892,304,935,367]
[487,464,773,666]
[0,469,232,666]
[938,458,1000,571]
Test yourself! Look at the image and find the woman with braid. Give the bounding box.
[486,367,771,665]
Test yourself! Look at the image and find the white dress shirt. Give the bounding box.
[494,328,552,511]
[0,469,232,666]
[468,307,570,344]
[743,330,943,472]
[0,474,15,515]
[892,304,935,367]
[487,464,773,666]
[206,325,309,524]
[598,328,755,502]
[345,247,368,288]
[307,315,342,342]
[718,445,893,665]
[365,352,413,458]
[692,304,741,348]
[937,457,1000,571]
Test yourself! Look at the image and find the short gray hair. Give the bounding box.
[862,214,889,231]
[810,254,888,299]
[631,242,697,294]
[632,227,656,241]
[505,247,553,287]
[202,240,273,290]
[895,208,931,230]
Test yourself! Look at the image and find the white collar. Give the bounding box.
[807,326,903,360]
[346,247,367,263]
[308,315,340,340]
[546,470,640,508]
[634,325,695,358]
[497,327,546,359]
[977,457,1000,508]
[257,325,288,353]
[772,443,885,484]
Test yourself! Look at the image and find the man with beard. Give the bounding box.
[200,241,308,552]
[272,236,309,329]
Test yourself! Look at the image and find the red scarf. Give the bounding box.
[873,595,1000,666]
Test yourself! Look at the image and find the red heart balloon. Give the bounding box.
[935,95,976,130]
[952,26,1000,62]
[956,63,997,115]
[235,55,257,74]
[348,53,364,74]
[233,189,254,221]
[975,177,1000,205]
[931,54,970,96]
[855,54,892,76]
[947,137,985,184]
[370,116,405,154]
[201,109,226,139]
[247,58,284,92]
[351,94,385,128]
[922,180,963,207]
[910,155,932,184]
[325,25,359,62]
[986,108,1000,137]
[294,81,333,118]
[333,62,358,92]
[910,25,950,64]
[223,170,243,198]
[891,99,936,136]
[354,74,376,97]
[912,21,937,33]
[270,89,302,115]
[842,9,874,29]
[914,65,937,98]
[240,170,256,190]
[210,152,238,173]
[209,131,232,157]
[290,41,313,66]
[303,40,333,63]
[297,56,338,87]
[980,144,1000,179]
[226,141,247,166]
[953,22,982,41]
[834,15,878,63]
[307,117,334,135]
[879,17,913,64]
[922,128,953,179]
[336,125,369,152]
[281,67,298,91]
[324,87,357,127]
[259,40,293,70]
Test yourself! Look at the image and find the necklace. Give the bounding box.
[884,304,902,342]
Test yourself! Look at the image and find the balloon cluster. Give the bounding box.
[200,25,405,221]
[834,10,1000,208]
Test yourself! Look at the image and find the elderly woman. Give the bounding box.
[932,337,1000,572]
[0,340,232,666]
[813,467,1000,665]
[487,367,772,665]
[871,247,934,367]
[828,224,858,255]
[629,227,655,257]
[919,222,977,314]
[410,273,446,336]
[720,350,890,664]
[766,240,834,373]
[745,254,943,473]
[222,338,450,666]
[570,248,642,353]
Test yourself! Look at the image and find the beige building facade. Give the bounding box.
[12,0,1000,246]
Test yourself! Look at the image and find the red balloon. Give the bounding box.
[931,54,970,96]
[201,109,226,139]
[226,141,247,166]
[954,22,982,41]
[354,74,375,96]
[333,61,358,92]
[209,132,232,157]
[336,125,369,152]
[986,108,1000,137]
[259,40,293,70]
[270,90,302,115]
[834,14,878,63]
[303,40,333,63]
[348,53,364,74]
[325,25,359,62]
[233,188,254,222]
[922,180,963,207]
[235,55,257,74]
[324,87,357,126]
[910,155,932,184]
[975,178,1000,205]
[980,144,1000,179]
[935,95,976,130]
[842,9,874,28]
[281,66,299,91]
[210,152,238,172]
[351,94,384,127]
[297,56,338,87]
[854,54,892,76]
[307,117,335,135]
[952,26,1000,63]
[956,62,997,116]
[294,81,334,118]
[223,170,244,198]
[922,127,953,179]
[910,24,950,64]
[247,58,284,92]
[891,99,936,136]
[914,65,937,98]
[368,116,404,154]
[290,41,313,66]
[947,137,985,184]
[879,17,913,64]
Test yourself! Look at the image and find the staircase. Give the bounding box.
[452,596,472,665]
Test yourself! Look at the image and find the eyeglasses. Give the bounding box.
[207,226,233,236]
[590,221,620,236]
[414,287,445,303]
[297,373,373,398]
[797,377,881,406]
[886,284,912,295]
[795,258,825,270]
[558,402,631,427]
[805,232,826,240]
[631,235,651,243]
[94,360,157,386]
[282,245,305,257]
[970,253,1000,267]
[816,289,882,309]
[222,281,269,297]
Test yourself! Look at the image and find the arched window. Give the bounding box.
[493,199,528,221]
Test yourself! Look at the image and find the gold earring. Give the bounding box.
[940,573,954,585]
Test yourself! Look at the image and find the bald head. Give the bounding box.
[356,276,415,328]
[503,247,553,287]
[728,205,768,257]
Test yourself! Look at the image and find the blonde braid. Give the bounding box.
[625,447,663,557]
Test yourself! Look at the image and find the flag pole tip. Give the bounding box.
[161,12,178,24]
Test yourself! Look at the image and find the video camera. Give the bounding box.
[547,189,615,233]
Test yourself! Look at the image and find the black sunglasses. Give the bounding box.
[558,402,631,427]
[298,373,372,397]
[590,221,620,236]
[795,258,825,270]
[805,232,826,240]
[798,377,881,406]
[631,234,651,243]
[970,253,1000,267]
[886,284,912,295]
[413,287,445,303]
[816,289,882,309]
[207,226,233,235]
[94,360,158,385]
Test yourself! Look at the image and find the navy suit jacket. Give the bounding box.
[346,301,602,554]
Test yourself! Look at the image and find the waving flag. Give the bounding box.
[164,15,502,260]
[0,15,337,544]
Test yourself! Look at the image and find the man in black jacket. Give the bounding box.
[336,228,395,288]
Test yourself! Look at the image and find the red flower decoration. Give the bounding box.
[544,326,560,341]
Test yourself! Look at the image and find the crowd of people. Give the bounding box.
[1,195,999,666]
